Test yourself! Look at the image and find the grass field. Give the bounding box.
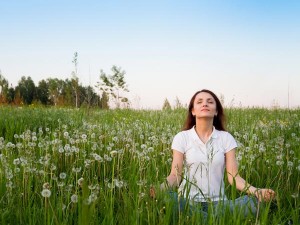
[0,106,299,224]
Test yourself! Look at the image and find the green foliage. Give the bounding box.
[16,76,36,105]
[97,65,129,108]
[0,106,299,224]
[162,98,172,110]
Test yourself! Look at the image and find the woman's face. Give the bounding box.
[191,92,218,118]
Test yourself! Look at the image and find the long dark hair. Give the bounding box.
[182,89,226,131]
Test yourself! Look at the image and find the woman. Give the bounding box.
[152,89,275,218]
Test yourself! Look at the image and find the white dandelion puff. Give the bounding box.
[59,172,67,179]
[41,189,51,198]
[71,194,78,203]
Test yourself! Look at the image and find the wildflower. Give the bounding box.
[43,182,50,189]
[64,132,69,138]
[291,193,298,198]
[104,154,112,161]
[71,194,78,203]
[57,182,65,187]
[287,161,293,168]
[139,192,146,198]
[94,154,103,162]
[276,161,284,166]
[78,177,84,186]
[6,181,13,188]
[41,189,51,198]
[72,167,82,173]
[59,172,67,179]
[58,147,64,153]
[110,150,118,157]
[137,180,146,186]
[13,158,21,165]
[32,136,37,142]
[112,136,118,142]
[114,179,126,188]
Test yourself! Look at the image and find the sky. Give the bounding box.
[1,0,300,109]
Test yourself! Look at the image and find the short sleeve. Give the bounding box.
[224,132,238,153]
[171,132,186,154]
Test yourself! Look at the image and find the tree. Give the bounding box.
[0,71,9,104]
[162,98,172,110]
[100,91,109,109]
[16,76,36,105]
[6,86,15,104]
[47,78,64,106]
[174,96,183,109]
[97,65,129,108]
[81,85,101,108]
[36,79,50,105]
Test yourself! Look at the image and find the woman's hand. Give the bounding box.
[150,186,156,199]
[255,188,276,202]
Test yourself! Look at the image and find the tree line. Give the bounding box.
[0,53,130,109]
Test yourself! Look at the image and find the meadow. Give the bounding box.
[0,106,299,225]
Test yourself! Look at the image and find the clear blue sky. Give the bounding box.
[1,0,299,109]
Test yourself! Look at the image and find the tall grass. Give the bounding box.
[0,106,299,224]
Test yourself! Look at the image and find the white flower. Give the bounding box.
[59,172,67,179]
[72,167,81,173]
[71,194,78,203]
[13,158,21,165]
[110,150,118,157]
[78,177,84,186]
[43,182,50,189]
[291,193,298,198]
[41,189,51,198]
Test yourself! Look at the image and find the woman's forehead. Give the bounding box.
[195,92,214,100]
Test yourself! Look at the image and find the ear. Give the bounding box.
[191,108,195,116]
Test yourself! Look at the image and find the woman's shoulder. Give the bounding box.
[173,128,194,139]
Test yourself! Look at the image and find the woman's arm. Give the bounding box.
[164,150,184,189]
[150,150,183,198]
[225,149,276,202]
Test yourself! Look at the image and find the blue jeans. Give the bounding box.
[166,191,259,219]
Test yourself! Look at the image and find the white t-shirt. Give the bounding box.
[171,126,237,202]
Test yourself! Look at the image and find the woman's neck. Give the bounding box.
[194,121,213,144]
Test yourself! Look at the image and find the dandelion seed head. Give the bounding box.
[43,182,50,189]
[276,160,284,166]
[71,194,78,203]
[59,172,67,179]
[13,158,21,165]
[57,181,65,187]
[72,167,81,173]
[110,150,118,157]
[78,177,84,186]
[291,193,298,198]
[41,189,51,198]
[6,181,13,188]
